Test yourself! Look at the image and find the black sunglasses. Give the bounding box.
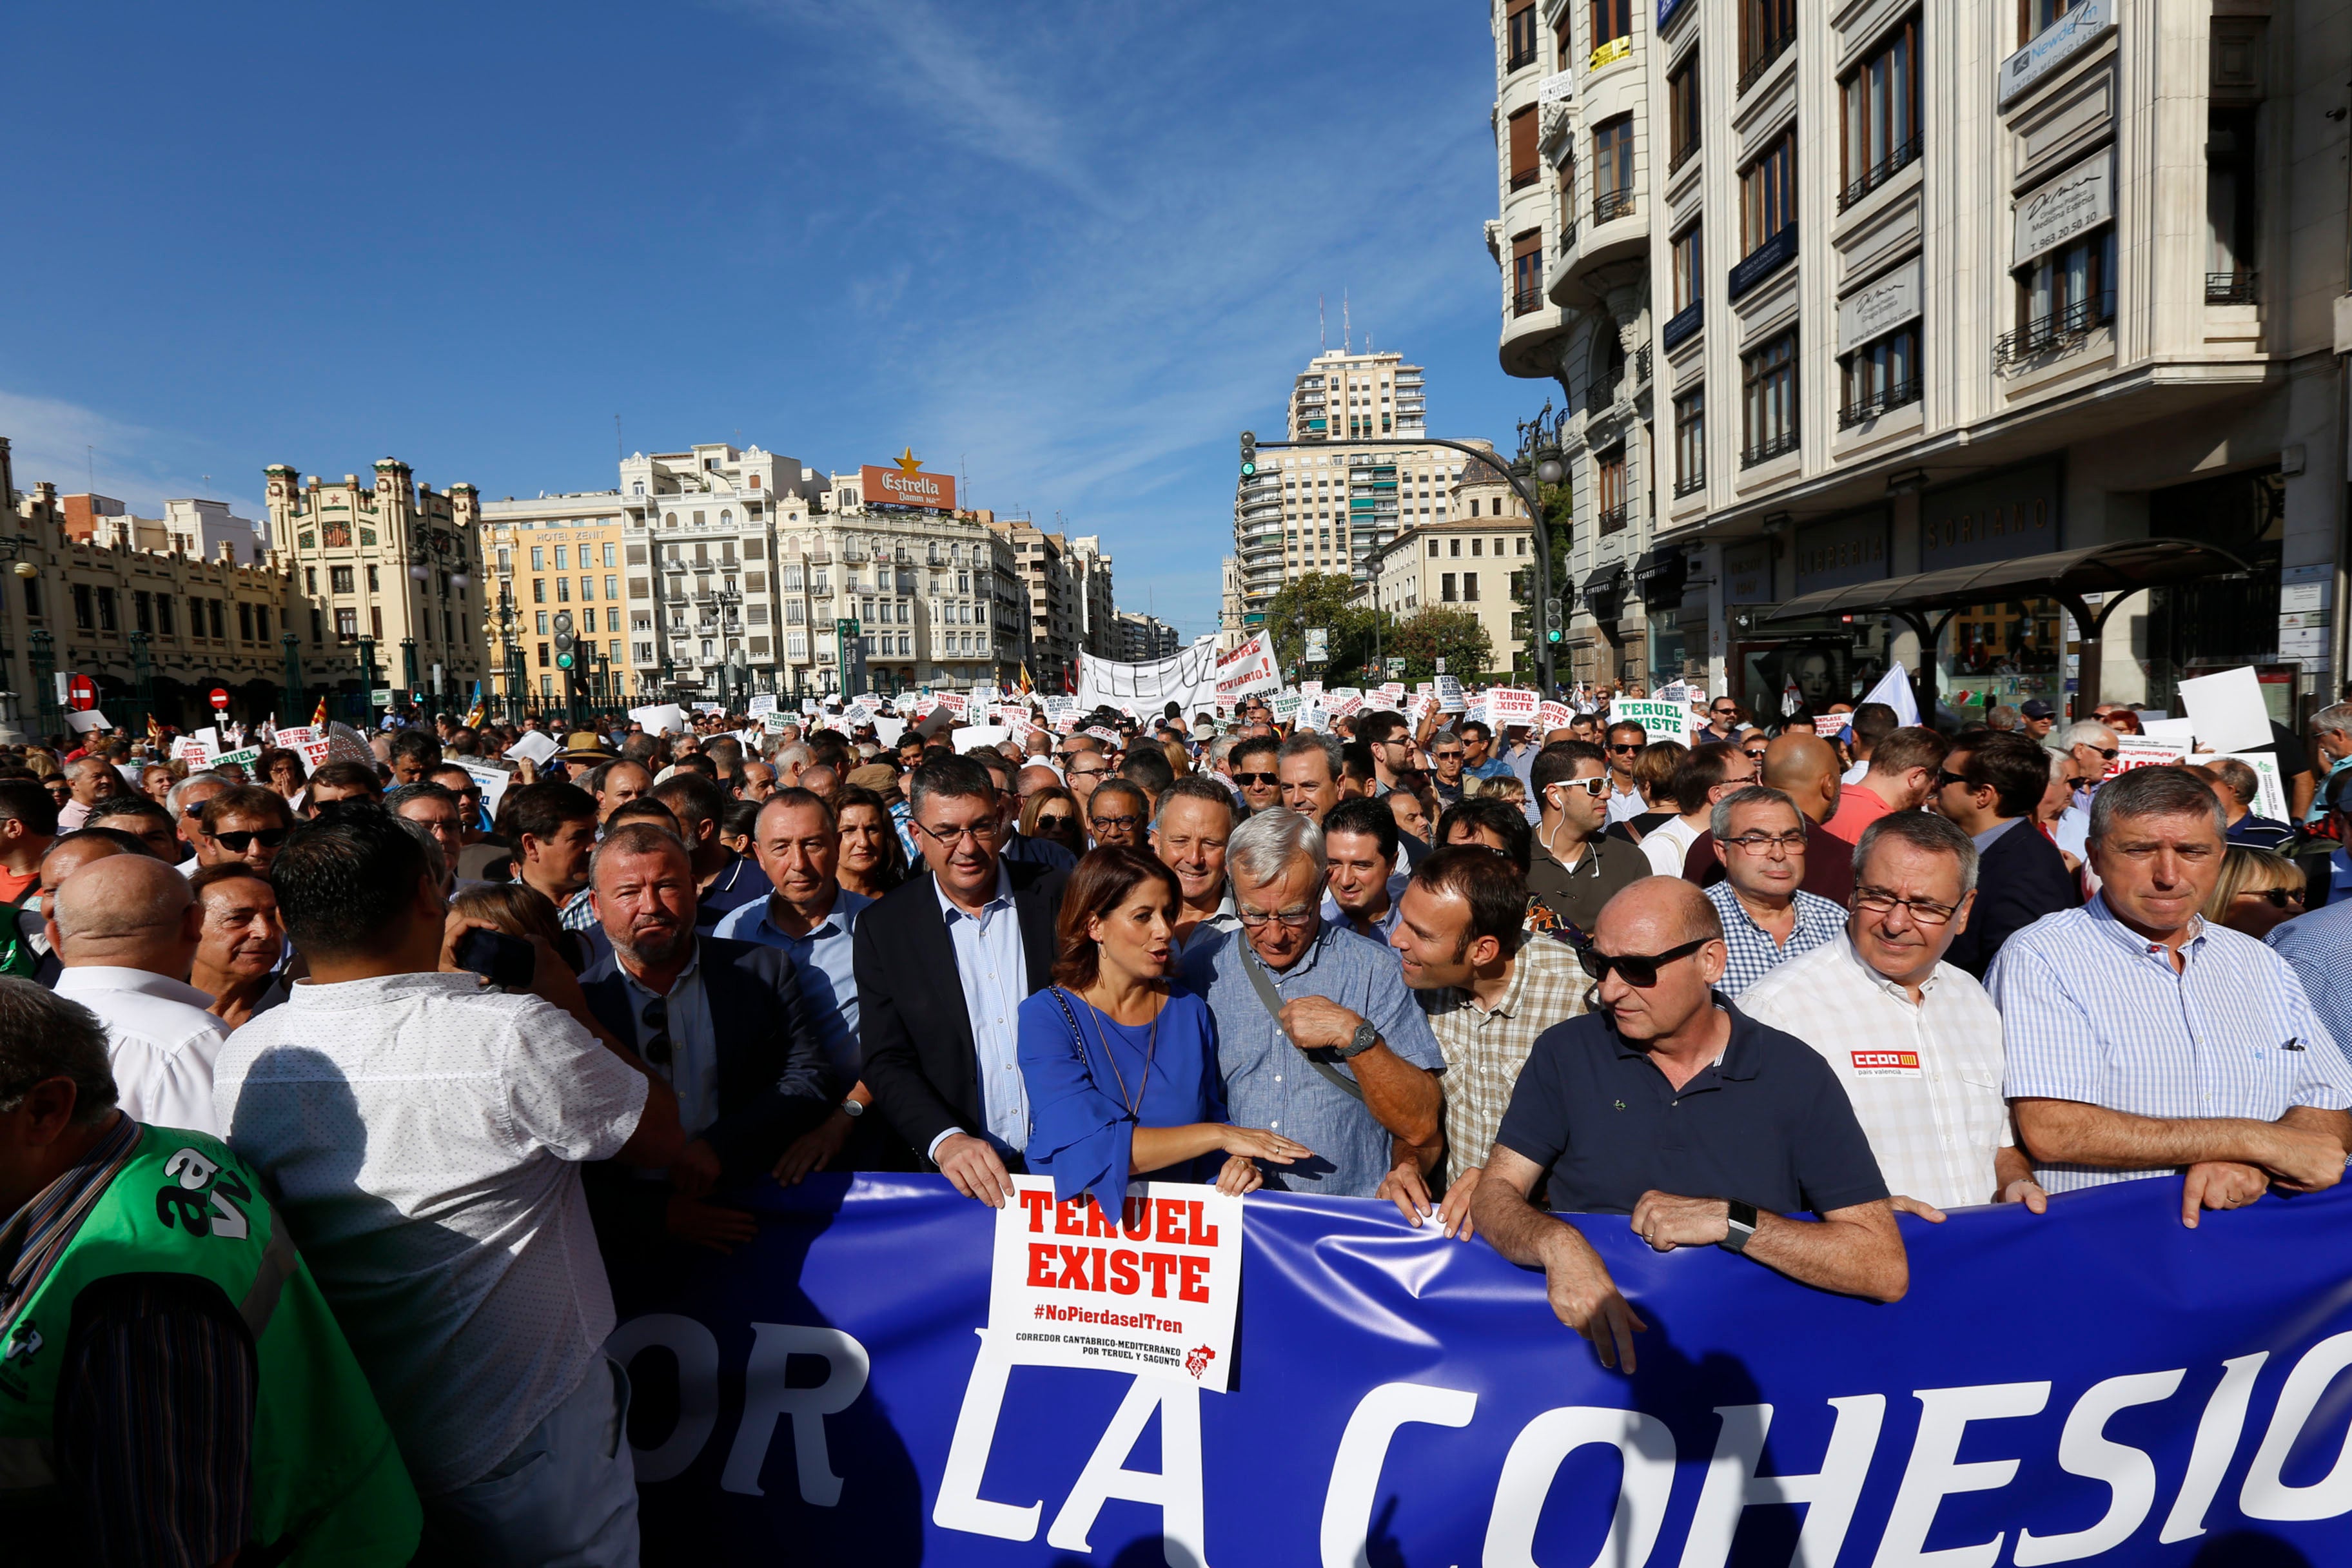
[2242,887,2305,910]
[1231,771,1280,787]
[1934,770,1972,792]
[210,828,290,852]
[1576,936,1711,988]
[641,996,672,1066]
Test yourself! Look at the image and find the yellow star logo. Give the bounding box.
[895,447,923,476]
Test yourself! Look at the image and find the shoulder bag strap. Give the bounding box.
[1235,939,1365,1105]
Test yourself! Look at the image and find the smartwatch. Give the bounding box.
[1720,1199,1759,1254]
[1334,1020,1379,1059]
[839,1097,866,1120]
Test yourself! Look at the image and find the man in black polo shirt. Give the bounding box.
[1471,877,1906,1372]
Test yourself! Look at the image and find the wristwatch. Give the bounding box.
[1720,1199,1759,1254]
[839,1097,866,1120]
[1333,1019,1379,1060]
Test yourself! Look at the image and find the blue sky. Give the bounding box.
[1,1,1550,640]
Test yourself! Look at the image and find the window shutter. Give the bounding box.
[1508,107,1539,182]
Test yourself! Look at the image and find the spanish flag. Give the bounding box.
[310,694,328,729]
[1015,663,1034,695]
[145,714,163,743]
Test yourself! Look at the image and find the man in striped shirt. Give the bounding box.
[1703,786,1845,996]
[1990,766,2352,1224]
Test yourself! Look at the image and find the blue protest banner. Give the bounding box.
[621,1173,2352,1566]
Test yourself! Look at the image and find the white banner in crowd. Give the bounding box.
[1077,638,1251,718]
[1610,697,1696,741]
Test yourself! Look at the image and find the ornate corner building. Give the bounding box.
[1491,0,2351,719]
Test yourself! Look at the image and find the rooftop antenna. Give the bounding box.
[86,444,93,493]
[1344,289,1351,355]
[1318,293,1326,351]
[614,415,622,462]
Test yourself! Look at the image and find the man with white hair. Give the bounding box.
[1177,807,1446,1199]
[56,755,123,833]
[166,770,231,867]
[49,852,227,1133]
[768,743,816,791]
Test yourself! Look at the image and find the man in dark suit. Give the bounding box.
[1932,730,2081,977]
[575,820,834,1298]
[856,754,1066,1206]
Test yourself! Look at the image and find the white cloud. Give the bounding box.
[0,388,262,520]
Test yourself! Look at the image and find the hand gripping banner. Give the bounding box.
[618,1174,2352,1567]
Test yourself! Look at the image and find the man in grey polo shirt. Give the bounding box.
[1179,808,1444,1202]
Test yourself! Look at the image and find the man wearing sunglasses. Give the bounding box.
[1472,877,1906,1371]
[1601,721,1648,827]
[1426,732,1471,807]
[1527,742,1646,944]
[1741,812,2046,1217]
[1931,731,2081,977]
[192,785,297,877]
[2053,719,2122,807]
[858,755,1066,1207]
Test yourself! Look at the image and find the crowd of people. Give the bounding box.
[5,679,2352,1563]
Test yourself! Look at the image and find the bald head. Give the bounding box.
[1595,874,1724,950]
[1763,733,1842,823]
[52,853,204,978]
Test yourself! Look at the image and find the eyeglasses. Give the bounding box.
[2076,745,2121,762]
[1723,831,1807,856]
[1066,765,1109,780]
[210,828,291,852]
[1235,905,1317,928]
[1090,814,1142,834]
[1852,887,1961,925]
[1934,770,1973,792]
[2239,887,2306,910]
[1431,749,1464,761]
[1577,936,1710,987]
[1551,776,1611,798]
[640,997,672,1066]
[912,819,1001,848]
[1231,771,1280,787]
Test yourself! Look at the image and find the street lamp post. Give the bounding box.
[27,629,57,742]
[126,629,153,736]
[357,636,378,729]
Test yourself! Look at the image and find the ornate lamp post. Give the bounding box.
[281,632,306,726]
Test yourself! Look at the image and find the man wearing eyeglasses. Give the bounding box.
[192,785,297,877]
[858,755,1066,1205]
[1471,876,1906,1372]
[1178,808,1444,1202]
[1740,812,2046,1216]
[1931,731,2081,977]
[2053,720,2122,807]
[1527,742,1646,944]
[1057,736,1113,814]
[1601,721,1648,827]
[1705,786,1847,995]
[580,821,833,1290]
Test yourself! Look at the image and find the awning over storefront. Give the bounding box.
[1582,563,1627,613]
[1760,538,2251,713]
[1633,547,1687,606]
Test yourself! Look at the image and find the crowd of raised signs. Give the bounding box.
[5,663,2352,1564]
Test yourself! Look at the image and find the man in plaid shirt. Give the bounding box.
[1384,845,1589,1239]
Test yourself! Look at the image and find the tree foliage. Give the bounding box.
[1384,608,1495,681]
[1260,573,1382,683]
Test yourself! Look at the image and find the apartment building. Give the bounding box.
[264,457,486,706]
[1231,348,1460,622]
[64,495,266,562]
[1067,534,1119,657]
[1489,0,2351,718]
[1366,447,1540,670]
[477,495,631,706]
[989,517,1081,691]
[1113,611,1181,662]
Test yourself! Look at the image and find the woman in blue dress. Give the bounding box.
[1019,847,1310,1215]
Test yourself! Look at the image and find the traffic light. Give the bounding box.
[1239,431,1257,477]
[1544,598,1563,645]
[552,610,576,671]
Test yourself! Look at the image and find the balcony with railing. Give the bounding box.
[1741,429,1801,469]
[1595,502,1631,533]
[1592,189,1636,225]
[1838,133,1923,212]
[1994,291,2117,371]
[1839,378,1922,429]
[2206,271,2258,304]
[1736,30,1795,96]
[1513,284,1546,317]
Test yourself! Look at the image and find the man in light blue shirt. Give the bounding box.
[716,789,875,1177]
[1990,765,2352,1224]
[1180,808,1444,1200]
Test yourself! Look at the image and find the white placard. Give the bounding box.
[459,760,513,819]
[505,730,560,765]
[1814,713,1852,739]
[1611,698,1696,740]
[1489,688,1539,725]
[1536,701,1574,732]
[1269,690,1302,722]
[747,694,777,716]
[2222,751,2290,823]
[2015,153,2113,267]
[1435,675,1465,712]
[1536,68,1576,104]
[64,710,111,734]
[950,725,1010,752]
[2177,665,2272,754]
[2110,736,2190,776]
[761,711,796,734]
[626,703,687,736]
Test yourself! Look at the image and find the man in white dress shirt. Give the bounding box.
[48,852,226,1133]
[1739,810,2046,1215]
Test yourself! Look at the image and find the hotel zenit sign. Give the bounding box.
[860,447,958,512]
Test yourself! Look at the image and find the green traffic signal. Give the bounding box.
[556,652,575,669]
